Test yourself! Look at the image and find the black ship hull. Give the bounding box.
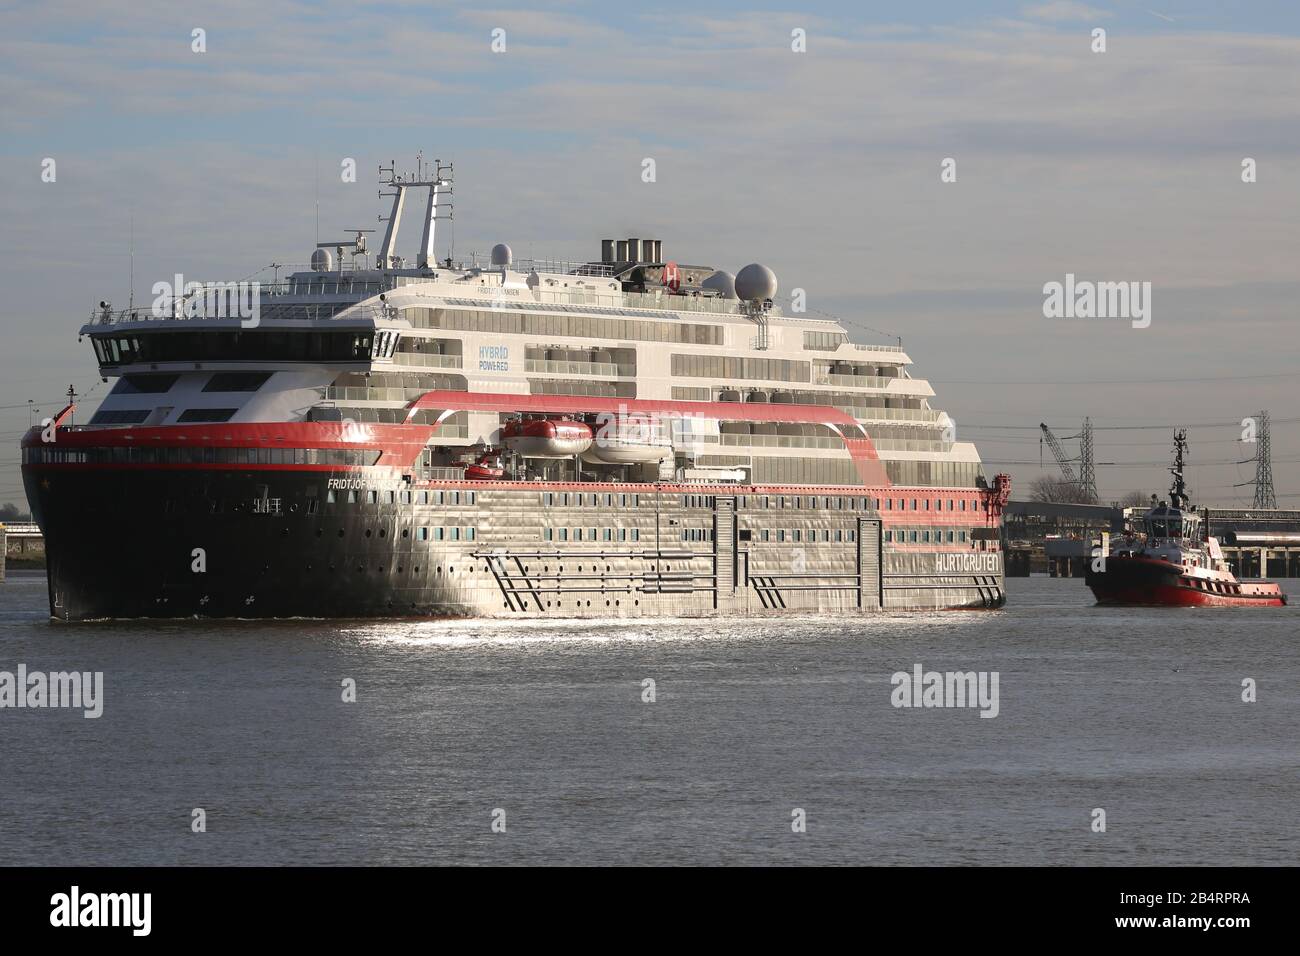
[24,466,1006,620]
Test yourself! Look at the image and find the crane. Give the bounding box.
[1039,422,1078,485]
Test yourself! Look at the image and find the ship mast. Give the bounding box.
[1168,428,1190,510]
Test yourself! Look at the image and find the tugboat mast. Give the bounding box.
[1168,428,1190,510]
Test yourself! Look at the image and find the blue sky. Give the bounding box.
[2,0,1299,506]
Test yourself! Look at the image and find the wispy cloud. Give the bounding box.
[1021,2,1112,22]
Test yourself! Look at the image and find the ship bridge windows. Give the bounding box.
[203,372,271,392]
[177,408,238,423]
[113,374,180,394]
[88,408,152,425]
[90,330,377,366]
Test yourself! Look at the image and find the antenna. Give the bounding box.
[1169,428,1190,510]
[128,214,134,311]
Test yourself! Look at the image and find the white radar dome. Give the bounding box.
[310,247,334,272]
[735,263,777,302]
[701,270,737,299]
[491,243,513,267]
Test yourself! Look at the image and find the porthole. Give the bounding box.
[365,529,372,538]
[379,529,386,538]
[337,529,345,538]
[397,566,403,573]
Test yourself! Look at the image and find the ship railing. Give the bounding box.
[840,406,942,423]
[513,258,616,278]
[814,373,900,389]
[326,386,449,402]
[719,434,844,450]
[621,290,754,316]
[524,359,635,377]
[853,342,907,353]
[389,352,464,370]
[869,438,956,453]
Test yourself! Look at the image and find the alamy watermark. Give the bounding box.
[890,663,999,718]
[50,886,150,936]
[151,273,261,328]
[1042,273,1151,329]
[0,665,103,718]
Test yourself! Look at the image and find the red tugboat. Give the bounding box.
[1086,430,1287,607]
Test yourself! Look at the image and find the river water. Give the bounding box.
[0,571,1295,865]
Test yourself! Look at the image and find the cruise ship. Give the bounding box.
[22,160,1009,620]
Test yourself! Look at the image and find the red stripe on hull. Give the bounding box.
[1091,582,1286,607]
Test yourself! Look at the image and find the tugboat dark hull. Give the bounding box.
[1086,556,1287,607]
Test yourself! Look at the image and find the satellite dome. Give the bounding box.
[310,247,333,272]
[701,270,737,299]
[735,263,777,302]
[491,243,513,267]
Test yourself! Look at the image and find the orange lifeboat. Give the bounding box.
[501,418,593,458]
[464,451,504,480]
